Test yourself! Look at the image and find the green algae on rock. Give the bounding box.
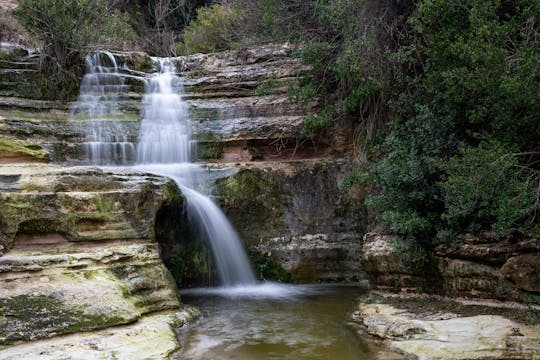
[0,137,49,162]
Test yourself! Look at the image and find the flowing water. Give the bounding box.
[72,51,135,164]
[179,284,374,360]
[134,58,256,286]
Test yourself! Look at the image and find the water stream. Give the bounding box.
[133,58,256,286]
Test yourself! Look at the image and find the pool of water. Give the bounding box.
[178,283,376,360]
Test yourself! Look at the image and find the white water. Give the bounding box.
[72,52,134,164]
[135,59,256,286]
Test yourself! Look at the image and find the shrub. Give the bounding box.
[441,141,539,237]
[14,0,133,68]
[365,105,459,246]
[14,0,134,99]
[182,4,244,54]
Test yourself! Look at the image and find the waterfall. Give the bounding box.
[136,58,256,286]
[71,51,135,165]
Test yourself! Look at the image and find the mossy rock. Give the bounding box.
[125,52,154,72]
[0,137,49,162]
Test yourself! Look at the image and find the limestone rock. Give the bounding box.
[354,303,540,360]
[501,254,540,292]
[0,165,183,346]
[434,256,526,301]
[361,232,425,292]
[0,137,49,163]
[436,233,540,266]
[214,159,368,282]
[0,311,194,360]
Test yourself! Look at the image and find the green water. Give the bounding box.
[179,284,375,360]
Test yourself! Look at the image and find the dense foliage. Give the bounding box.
[368,0,540,247]
[179,0,539,248]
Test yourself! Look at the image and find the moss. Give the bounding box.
[163,180,183,206]
[166,240,214,288]
[0,294,90,345]
[17,219,63,235]
[251,251,291,282]
[197,142,224,160]
[0,137,49,162]
[218,169,278,206]
[125,52,154,72]
[196,133,224,160]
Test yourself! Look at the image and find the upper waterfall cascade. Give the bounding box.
[71,52,135,165]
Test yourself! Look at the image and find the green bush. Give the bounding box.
[365,0,540,250]
[14,0,134,99]
[301,112,332,137]
[365,105,458,245]
[182,4,244,54]
[441,142,539,237]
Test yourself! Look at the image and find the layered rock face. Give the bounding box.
[363,232,540,301]
[1,43,368,286]
[0,164,192,358]
[213,159,368,282]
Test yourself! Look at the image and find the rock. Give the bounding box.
[0,44,328,163]
[434,257,526,301]
[436,233,540,266]
[501,254,540,292]
[253,233,364,282]
[0,311,194,360]
[0,165,184,346]
[214,159,369,282]
[0,43,29,57]
[0,137,49,163]
[354,303,540,360]
[361,232,425,292]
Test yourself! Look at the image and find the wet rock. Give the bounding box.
[214,159,369,282]
[354,303,540,360]
[501,254,540,292]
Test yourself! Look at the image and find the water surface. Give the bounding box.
[179,284,374,360]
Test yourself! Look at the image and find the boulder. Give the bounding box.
[501,254,540,292]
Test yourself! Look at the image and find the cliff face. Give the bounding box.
[0,164,194,358]
[0,44,369,285]
[0,44,369,357]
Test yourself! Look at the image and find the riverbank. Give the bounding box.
[352,292,540,360]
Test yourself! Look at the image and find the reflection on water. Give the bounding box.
[179,284,374,360]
